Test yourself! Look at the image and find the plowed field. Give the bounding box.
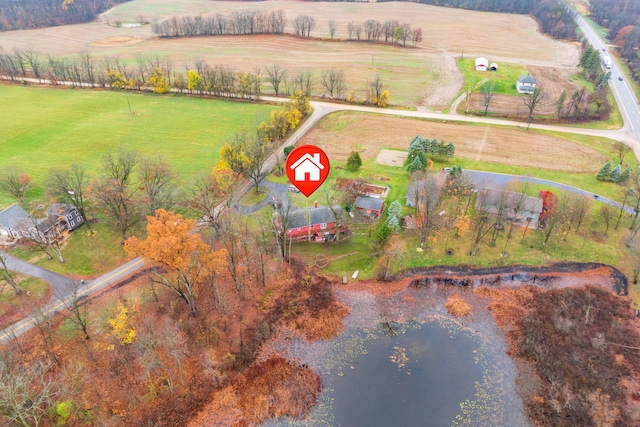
[302,112,608,173]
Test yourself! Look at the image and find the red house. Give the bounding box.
[355,196,385,218]
[279,205,346,242]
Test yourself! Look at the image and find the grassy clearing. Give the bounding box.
[457,58,528,96]
[0,84,277,207]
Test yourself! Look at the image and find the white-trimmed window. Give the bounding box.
[320,223,327,229]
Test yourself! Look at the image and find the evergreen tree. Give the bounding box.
[386,200,403,231]
[597,161,612,181]
[346,151,362,172]
[377,222,391,246]
[408,155,425,173]
[619,167,630,183]
[444,142,456,159]
[611,164,621,182]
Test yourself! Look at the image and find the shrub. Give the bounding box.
[346,151,362,172]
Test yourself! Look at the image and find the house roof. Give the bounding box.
[477,189,543,214]
[355,196,385,211]
[287,205,343,229]
[517,74,537,84]
[0,204,32,231]
[46,203,75,217]
[475,57,488,65]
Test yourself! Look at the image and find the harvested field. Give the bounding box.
[0,0,579,107]
[302,112,608,173]
[467,65,583,116]
[90,36,144,47]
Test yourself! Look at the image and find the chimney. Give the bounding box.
[314,201,318,208]
[313,153,320,164]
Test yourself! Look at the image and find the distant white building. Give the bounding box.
[475,57,488,71]
[516,75,537,94]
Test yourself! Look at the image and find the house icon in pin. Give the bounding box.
[290,153,325,182]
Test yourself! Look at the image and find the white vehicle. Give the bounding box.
[602,55,612,70]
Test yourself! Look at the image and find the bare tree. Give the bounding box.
[138,154,177,216]
[264,64,287,96]
[26,305,60,366]
[135,316,187,394]
[470,188,495,256]
[291,71,313,97]
[189,172,236,229]
[569,193,592,232]
[0,167,31,204]
[92,147,144,241]
[600,205,614,236]
[481,80,496,116]
[320,69,344,99]
[0,352,57,427]
[47,164,91,229]
[521,87,546,130]
[614,141,631,166]
[0,253,21,294]
[412,177,441,249]
[328,20,337,39]
[58,280,90,341]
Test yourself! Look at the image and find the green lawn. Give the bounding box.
[457,58,529,96]
[0,84,278,207]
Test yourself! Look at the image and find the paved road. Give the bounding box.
[0,251,70,292]
[465,170,634,213]
[574,14,640,147]
[0,257,144,343]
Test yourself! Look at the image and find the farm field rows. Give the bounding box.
[0,84,276,206]
[0,0,580,107]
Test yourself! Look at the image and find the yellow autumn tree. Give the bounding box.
[125,209,227,314]
[108,301,136,346]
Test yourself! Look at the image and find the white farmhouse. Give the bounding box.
[516,75,537,94]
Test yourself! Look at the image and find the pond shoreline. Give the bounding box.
[399,262,628,295]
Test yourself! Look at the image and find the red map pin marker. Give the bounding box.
[286,145,330,197]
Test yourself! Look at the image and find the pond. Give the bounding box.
[263,286,530,427]
[328,322,486,426]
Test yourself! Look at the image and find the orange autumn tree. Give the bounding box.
[125,209,227,315]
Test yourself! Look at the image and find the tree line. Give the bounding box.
[313,0,576,40]
[151,10,287,38]
[589,0,640,83]
[0,0,131,31]
[0,50,392,105]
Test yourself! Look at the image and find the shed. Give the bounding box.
[355,196,385,218]
[475,57,488,71]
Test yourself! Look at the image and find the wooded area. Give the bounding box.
[589,0,640,82]
[0,0,131,31]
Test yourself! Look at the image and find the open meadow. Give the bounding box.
[0,84,276,206]
[0,0,579,107]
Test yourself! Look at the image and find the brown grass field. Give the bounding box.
[0,0,579,107]
[302,112,608,173]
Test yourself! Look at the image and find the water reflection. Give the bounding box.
[264,288,529,427]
